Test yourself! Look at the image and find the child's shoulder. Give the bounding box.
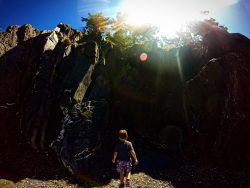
[125,140,132,145]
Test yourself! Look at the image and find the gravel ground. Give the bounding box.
[96,172,173,188]
[0,144,249,188]
[1,172,173,188]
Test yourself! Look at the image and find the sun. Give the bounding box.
[120,0,206,37]
[120,0,239,37]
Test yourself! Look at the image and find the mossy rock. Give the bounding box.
[0,179,15,188]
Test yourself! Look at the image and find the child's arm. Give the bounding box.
[112,152,118,163]
[130,149,139,165]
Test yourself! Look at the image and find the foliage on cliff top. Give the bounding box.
[81,12,228,51]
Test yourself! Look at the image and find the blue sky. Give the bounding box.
[0,0,122,31]
[0,0,250,38]
[215,0,250,37]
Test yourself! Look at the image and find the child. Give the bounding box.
[112,130,138,187]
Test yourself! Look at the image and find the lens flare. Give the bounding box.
[140,53,148,62]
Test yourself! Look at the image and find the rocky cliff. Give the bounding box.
[0,24,109,175]
[0,24,249,177]
[185,32,250,168]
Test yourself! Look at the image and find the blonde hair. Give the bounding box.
[118,130,128,140]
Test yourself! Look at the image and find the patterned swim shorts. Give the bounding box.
[116,160,132,173]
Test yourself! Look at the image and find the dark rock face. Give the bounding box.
[105,32,250,169]
[51,100,108,174]
[105,46,199,153]
[0,28,56,147]
[0,24,109,174]
[185,34,250,168]
[0,23,249,176]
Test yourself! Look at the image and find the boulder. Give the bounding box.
[0,24,39,57]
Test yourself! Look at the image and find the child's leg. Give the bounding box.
[125,171,131,186]
[126,171,131,180]
[119,172,125,184]
[125,161,132,185]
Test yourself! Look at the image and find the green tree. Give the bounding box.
[188,18,228,37]
[160,18,229,49]
[106,13,134,48]
[81,12,113,36]
[107,13,159,49]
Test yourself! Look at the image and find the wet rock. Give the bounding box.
[51,100,108,174]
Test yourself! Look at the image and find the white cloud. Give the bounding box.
[77,0,113,15]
